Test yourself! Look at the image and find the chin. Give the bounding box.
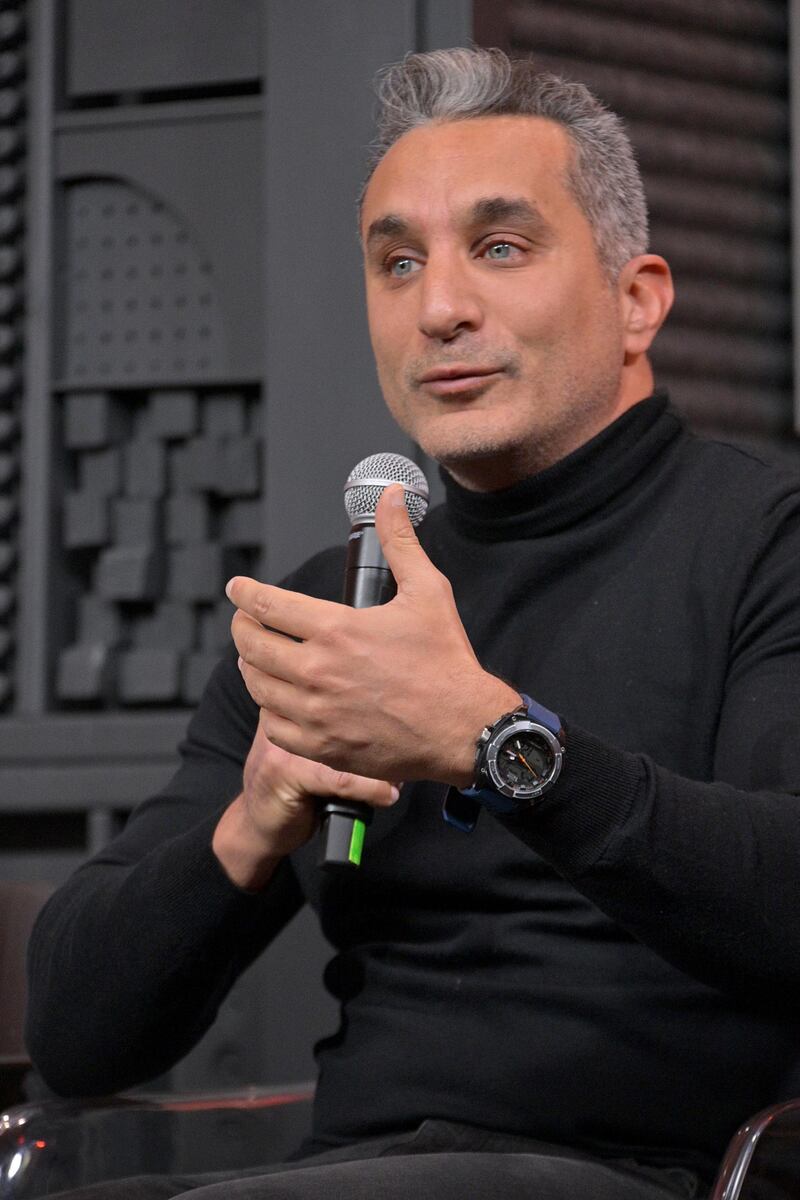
[415,414,531,469]
[434,440,511,470]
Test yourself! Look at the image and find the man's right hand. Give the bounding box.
[212,710,400,891]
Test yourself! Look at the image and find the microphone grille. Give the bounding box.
[344,452,429,527]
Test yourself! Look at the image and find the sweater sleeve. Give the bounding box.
[25,650,305,1097]
[502,488,800,1007]
[26,547,346,1098]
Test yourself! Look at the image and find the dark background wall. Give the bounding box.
[2,0,793,1095]
[478,0,793,456]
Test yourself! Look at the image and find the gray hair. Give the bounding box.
[361,47,648,279]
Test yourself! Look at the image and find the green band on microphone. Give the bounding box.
[348,819,366,866]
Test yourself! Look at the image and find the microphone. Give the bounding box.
[318,452,429,869]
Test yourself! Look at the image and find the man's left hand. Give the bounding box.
[227,484,519,787]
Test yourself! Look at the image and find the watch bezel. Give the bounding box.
[483,716,563,800]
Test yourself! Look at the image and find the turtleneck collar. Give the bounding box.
[439,392,683,542]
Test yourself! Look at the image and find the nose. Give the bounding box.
[417,250,483,342]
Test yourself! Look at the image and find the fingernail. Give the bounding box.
[225,577,237,600]
[237,655,244,672]
[389,785,400,802]
[388,484,405,508]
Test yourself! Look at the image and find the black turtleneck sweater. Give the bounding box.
[26,396,800,1183]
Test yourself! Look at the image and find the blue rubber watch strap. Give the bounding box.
[518,693,562,737]
[459,784,521,814]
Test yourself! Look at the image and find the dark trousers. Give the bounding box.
[51,1120,702,1199]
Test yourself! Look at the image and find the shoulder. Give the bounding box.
[665,428,800,618]
[679,424,798,487]
[669,423,800,524]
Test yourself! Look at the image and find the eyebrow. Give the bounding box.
[365,196,552,249]
[365,214,410,247]
[470,196,547,228]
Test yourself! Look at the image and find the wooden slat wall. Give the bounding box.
[474,0,793,449]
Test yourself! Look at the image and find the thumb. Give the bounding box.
[374,484,433,590]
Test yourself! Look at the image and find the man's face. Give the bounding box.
[361,115,631,488]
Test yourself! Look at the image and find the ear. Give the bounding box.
[618,255,674,358]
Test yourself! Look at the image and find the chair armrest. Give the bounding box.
[0,1082,315,1198]
[710,1098,800,1200]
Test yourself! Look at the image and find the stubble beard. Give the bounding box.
[414,358,625,490]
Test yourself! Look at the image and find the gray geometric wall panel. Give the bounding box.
[60,180,227,385]
[57,385,262,708]
[66,0,262,99]
[0,0,25,712]
[54,110,264,386]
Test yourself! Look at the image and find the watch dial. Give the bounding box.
[498,731,552,790]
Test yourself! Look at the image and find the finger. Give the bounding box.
[232,609,303,684]
[260,711,399,808]
[259,707,305,758]
[238,655,302,719]
[226,576,343,641]
[374,484,435,591]
[306,759,400,809]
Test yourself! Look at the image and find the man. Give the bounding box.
[27,47,800,1200]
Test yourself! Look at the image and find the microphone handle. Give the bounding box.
[319,523,396,869]
[343,523,397,608]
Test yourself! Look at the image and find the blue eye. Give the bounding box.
[485,242,514,260]
[389,257,418,277]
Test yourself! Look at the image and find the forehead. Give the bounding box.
[361,115,579,234]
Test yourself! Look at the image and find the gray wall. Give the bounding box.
[4,0,471,1096]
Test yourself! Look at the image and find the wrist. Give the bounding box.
[212,794,284,892]
[449,676,523,788]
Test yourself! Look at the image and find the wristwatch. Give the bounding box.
[442,694,565,832]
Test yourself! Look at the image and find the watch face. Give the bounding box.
[486,719,562,799]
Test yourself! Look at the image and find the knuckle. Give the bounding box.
[261,713,285,749]
[314,620,348,666]
[434,570,454,600]
[230,609,247,647]
[251,589,275,624]
[237,641,253,672]
[300,647,325,690]
[233,621,259,664]
[239,666,262,703]
[315,616,340,647]
[424,570,453,606]
[303,689,325,726]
